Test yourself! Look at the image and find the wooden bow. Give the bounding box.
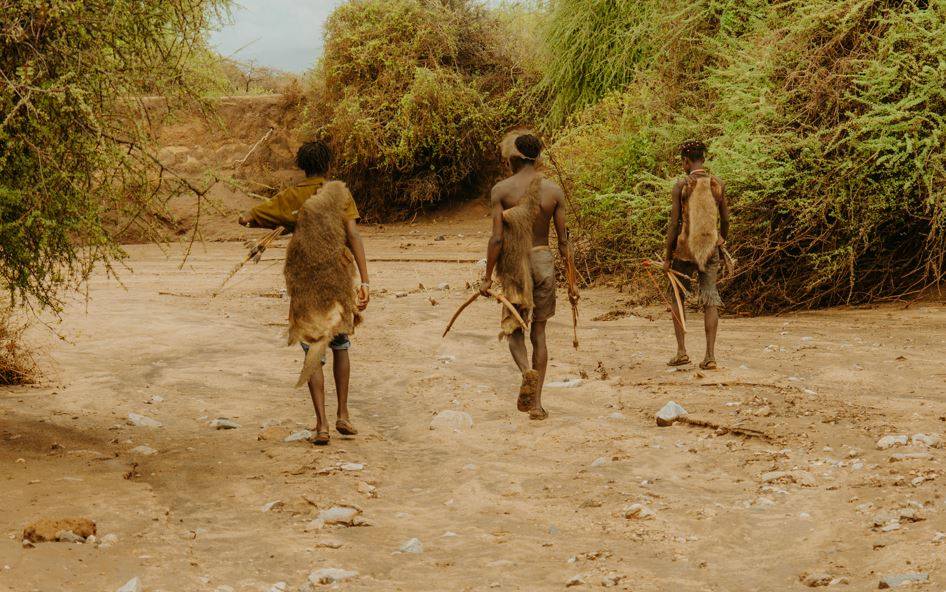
[442,289,527,338]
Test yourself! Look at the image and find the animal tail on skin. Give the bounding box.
[295,341,327,388]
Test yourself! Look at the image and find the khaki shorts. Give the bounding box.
[530,246,557,322]
[669,252,723,308]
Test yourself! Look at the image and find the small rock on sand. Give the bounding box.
[317,506,361,526]
[429,410,473,431]
[129,445,157,456]
[314,538,344,549]
[590,457,609,468]
[127,413,161,428]
[268,583,287,592]
[284,430,313,442]
[399,538,423,553]
[911,433,942,448]
[656,401,688,427]
[339,462,364,471]
[257,426,292,441]
[23,518,96,543]
[623,504,655,520]
[308,568,358,585]
[800,572,832,587]
[260,501,284,512]
[889,452,933,462]
[565,574,586,587]
[209,418,240,430]
[876,435,908,450]
[116,577,142,592]
[878,572,928,589]
[546,378,584,389]
[760,470,816,487]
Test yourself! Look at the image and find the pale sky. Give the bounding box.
[211,0,514,73]
[211,1,345,73]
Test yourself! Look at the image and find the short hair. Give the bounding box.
[296,140,332,176]
[515,134,543,161]
[680,139,707,161]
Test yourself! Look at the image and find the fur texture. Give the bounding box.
[284,181,362,387]
[496,175,542,336]
[683,176,720,271]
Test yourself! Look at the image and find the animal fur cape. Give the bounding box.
[495,174,543,337]
[679,173,721,271]
[285,181,362,387]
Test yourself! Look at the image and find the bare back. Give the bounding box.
[492,170,564,247]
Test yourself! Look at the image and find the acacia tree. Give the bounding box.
[0,0,229,311]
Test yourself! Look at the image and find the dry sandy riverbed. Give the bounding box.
[2,223,945,592]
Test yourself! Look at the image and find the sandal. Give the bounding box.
[699,359,718,370]
[310,431,330,446]
[336,419,358,436]
[667,353,691,367]
[529,407,548,421]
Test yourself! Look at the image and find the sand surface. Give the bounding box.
[2,220,945,591]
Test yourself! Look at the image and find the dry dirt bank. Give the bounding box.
[1,222,945,591]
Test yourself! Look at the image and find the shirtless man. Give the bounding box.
[664,139,730,370]
[480,132,578,420]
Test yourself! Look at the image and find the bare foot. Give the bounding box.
[517,370,539,412]
[529,407,548,421]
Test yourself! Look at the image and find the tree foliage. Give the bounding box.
[549,0,946,312]
[305,0,540,218]
[0,0,228,310]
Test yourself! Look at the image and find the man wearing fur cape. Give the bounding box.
[239,140,369,446]
[480,130,578,421]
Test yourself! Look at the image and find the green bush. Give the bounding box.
[305,0,540,218]
[0,0,229,310]
[551,0,946,312]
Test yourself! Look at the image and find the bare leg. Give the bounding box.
[508,328,530,374]
[529,321,549,419]
[306,364,328,434]
[668,296,689,365]
[702,305,718,368]
[332,349,351,421]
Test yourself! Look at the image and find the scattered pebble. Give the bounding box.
[116,577,142,592]
[429,410,473,431]
[308,568,358,585]
[129,445,157,456]
[268,583,287,592]
[876,435,908,450]
[800,572,832,587]
[590,457,609,468]
[623,504,655,520]
[398,537,423,554]
[760,470,816,487]
[23,518,96,543]
[339,462,364,471]
[656,401,688,427]
[127,413,162,428]
[546,378,584,389]
[209,418,240,430]
[284,430,313,442]
[565,574,586,587]
[317,506,361,526]
[911,433,942,448]
[607,412,626,420]
[260,501,284,513]
[889,452,933,462]
[878,573,928,589]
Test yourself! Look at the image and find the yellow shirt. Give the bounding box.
[246,177,360,230]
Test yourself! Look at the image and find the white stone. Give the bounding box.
[656,401,688,427]
[268,583,288,592]
[116,577,142,592]
[546,378,584,389]
[590,457,609,468]
[429,410,473,431]
[339,462,364,471]
[55,530,85,543]
[260,501,284,512]
[399,538,423,554]
[607,412,626,420]
[209,418,240,430]
[130,445,157,456]
[127,413,161,428]
[100,533,119,546]
[911,433,942,448]
[623,503,655,520]
[308,568,357,585]
[889,452,933,462]
[565,574,586,587]
[284,430,313,442]
[876,435,908,450]
[317,506,360,525]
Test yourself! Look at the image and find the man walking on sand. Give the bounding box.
[663,139,730,370]
[239,140,369,445]
[480,131,578,420]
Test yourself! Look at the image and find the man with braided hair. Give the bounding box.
[663,139,730,370]
[481,130,578,420]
